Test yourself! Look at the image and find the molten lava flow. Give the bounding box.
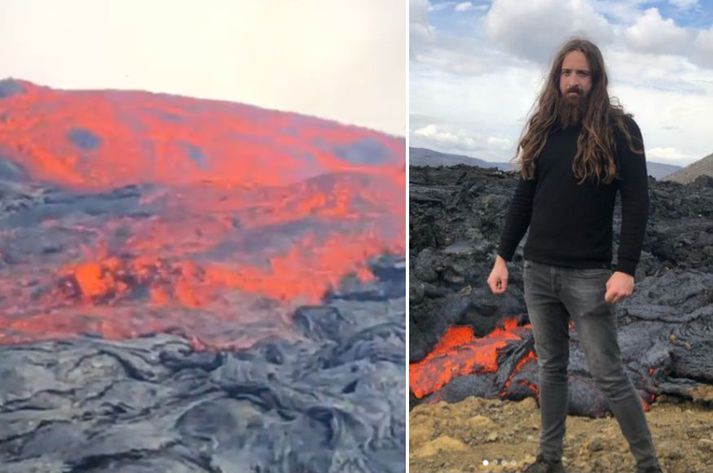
[409,318,526,399]
[0,80,404,190]
[0,79,404,347]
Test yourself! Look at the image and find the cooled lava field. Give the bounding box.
[409,164,713,417]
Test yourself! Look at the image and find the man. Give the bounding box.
[487,38,662,473]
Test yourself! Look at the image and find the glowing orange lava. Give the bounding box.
[409,318,527,399]
[0,79,404,347]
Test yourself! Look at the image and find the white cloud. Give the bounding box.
[611,81,713,166]
[411,124,480,154]
[411,38,503,76]
[668,0,699,9]
[693,25,713,68]
[484,0,614,64]
[410,66,536,158]
[487,136,513,149]
[647,147,697,165]
[455,2,474,12]
[624,8,692,55]
[589,0,648,23]
[605,48,700,92]
[429,1,457,12]
[414,124,459,141]
[411,124,514,158]
[411,0,433,46]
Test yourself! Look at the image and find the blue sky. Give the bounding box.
[411,0,713,166]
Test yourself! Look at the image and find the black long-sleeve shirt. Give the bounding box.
[497,116,649,277]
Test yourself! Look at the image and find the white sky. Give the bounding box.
[411,0,713,166]
[0,0,406,136]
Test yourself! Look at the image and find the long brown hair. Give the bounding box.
[517,38,642,184]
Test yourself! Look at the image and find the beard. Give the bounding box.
[557,86,589,128]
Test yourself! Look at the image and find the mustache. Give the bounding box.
[566,86,583,95]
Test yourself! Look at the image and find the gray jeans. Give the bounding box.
[523,260,660,471]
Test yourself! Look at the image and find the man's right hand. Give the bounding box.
[487,254,509,295]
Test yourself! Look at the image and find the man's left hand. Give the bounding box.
[604,271,635,304]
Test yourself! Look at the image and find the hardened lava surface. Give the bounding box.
[409,164,713,416]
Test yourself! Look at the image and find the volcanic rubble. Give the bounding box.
[409,164,713,413]
[0,257,405,473]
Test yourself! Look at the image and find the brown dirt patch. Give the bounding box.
[410,397,713,473]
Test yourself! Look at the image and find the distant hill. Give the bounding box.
[411,146,681,180]
[663,153,713,184]
[648,162,682,181]
[409,147,513,171]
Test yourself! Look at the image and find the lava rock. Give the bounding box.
[409,165,713,417]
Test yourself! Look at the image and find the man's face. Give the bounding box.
[559,50,592,103]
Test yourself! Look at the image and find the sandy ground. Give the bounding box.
[410,396,713,473]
